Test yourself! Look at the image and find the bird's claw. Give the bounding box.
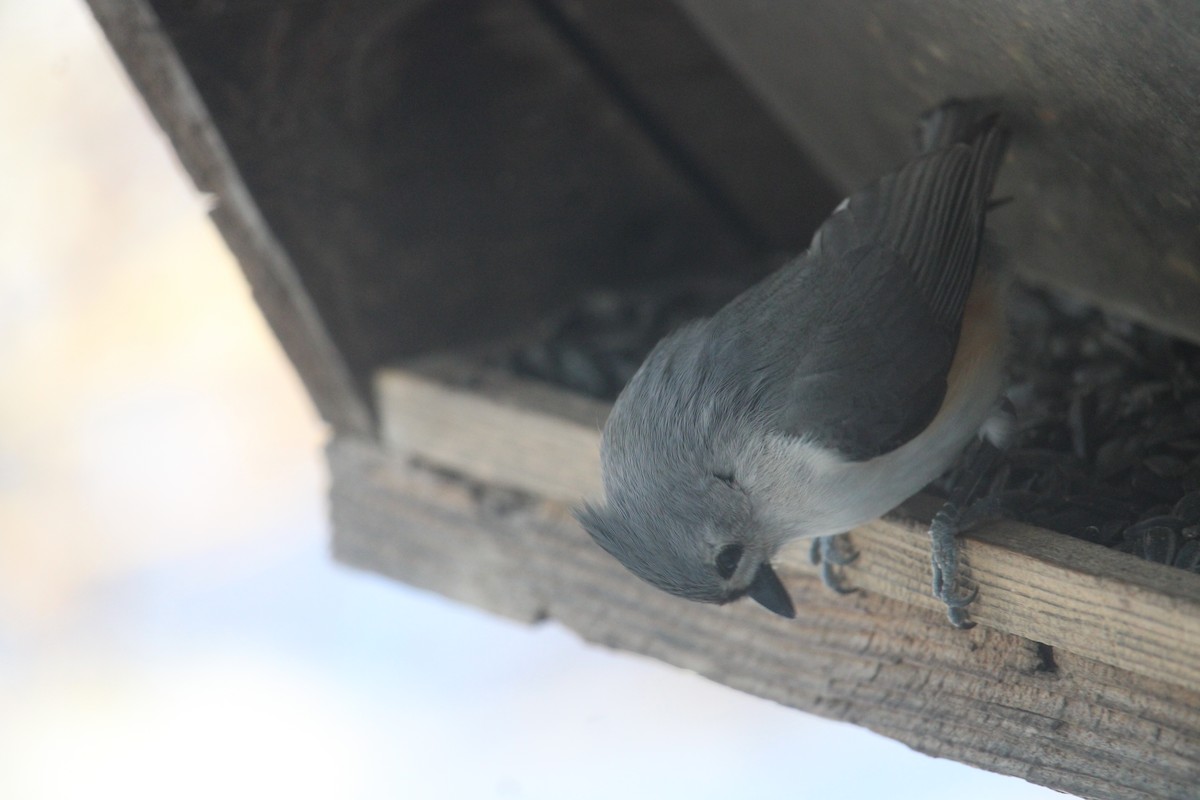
[930,501,978,628]
[928,434,1012,629]
[811,534,859,595]
[946,606,976,629]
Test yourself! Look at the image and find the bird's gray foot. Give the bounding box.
[810,534,859,594]
[929,493,1014,628]
[930,434,1010,628]
[929,501,978,628]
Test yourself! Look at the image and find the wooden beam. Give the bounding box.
[330,434,1200,800]
[375,358,1200,692]
[786,501,1200,692]
[672,0,1200,346]
[85,0,373,435]
[377,354,609,502]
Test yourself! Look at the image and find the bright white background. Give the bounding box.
[0,1,1064,797]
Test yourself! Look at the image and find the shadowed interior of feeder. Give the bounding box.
[143,0,837,406]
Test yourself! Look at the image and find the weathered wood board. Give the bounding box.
[88,0,374,434]
[332,434,1200,800]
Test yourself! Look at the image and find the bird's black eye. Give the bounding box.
[715,544,744,579]
[713,471,737,488]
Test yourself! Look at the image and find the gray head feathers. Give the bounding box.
[576,320,760,604]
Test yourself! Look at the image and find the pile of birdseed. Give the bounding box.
[960,286,1200,572]
[509,282,1200,573]
[509,279,747,402]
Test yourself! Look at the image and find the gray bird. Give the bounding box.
[577,100,1011,623]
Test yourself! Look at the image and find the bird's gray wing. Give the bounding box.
[720,120,1008,461]
[816,120,1008,335]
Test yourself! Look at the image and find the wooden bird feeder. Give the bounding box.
[87,1,1200,797]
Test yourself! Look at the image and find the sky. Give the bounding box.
[0,1,1064,798]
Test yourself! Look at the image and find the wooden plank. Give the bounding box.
[376,355,609,502]
[376,359,1200,693]
[85,0,373,435]
[777,502,1200,693]
[330,435,1200,800]
[672,0,1200,346]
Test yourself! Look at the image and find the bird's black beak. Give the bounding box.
[747,562,795,618]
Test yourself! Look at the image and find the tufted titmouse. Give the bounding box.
[577,100,1011,625]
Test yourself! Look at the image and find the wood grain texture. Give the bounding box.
[778,506,1200,692]
[377,355,610,502]
[85,0,373,435]
[376,359,1200,693]
[330,435,1200,800]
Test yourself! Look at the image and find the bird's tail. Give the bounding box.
[915,97,1004,154]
